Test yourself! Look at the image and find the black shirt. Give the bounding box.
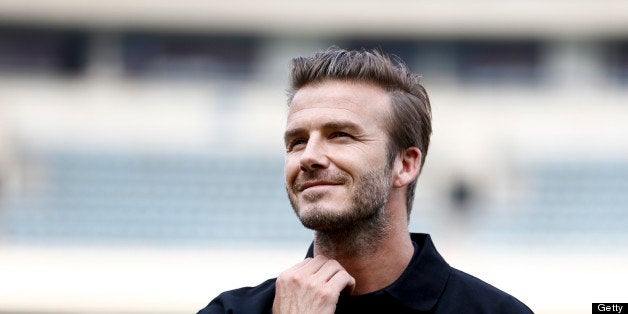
[199,233,533,313]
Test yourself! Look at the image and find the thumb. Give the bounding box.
[342,276,356,295]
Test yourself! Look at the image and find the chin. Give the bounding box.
[298,199,345,215]
[296,204,352,230]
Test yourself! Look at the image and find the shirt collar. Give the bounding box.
[305,233,450,312]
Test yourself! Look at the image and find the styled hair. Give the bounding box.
[287,48,432,217]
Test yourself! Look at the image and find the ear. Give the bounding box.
[392,147,422,188]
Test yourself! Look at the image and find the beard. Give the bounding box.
[287,165,392,256]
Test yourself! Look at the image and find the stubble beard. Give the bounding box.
[287,166,392,257]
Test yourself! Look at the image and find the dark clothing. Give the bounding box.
[199,233,533,313]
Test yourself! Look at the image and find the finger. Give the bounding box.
[287,257,312,271]
[326,270,356,295]
[297,254,329,274]
[280,255,329,282]
[313,259,346,283]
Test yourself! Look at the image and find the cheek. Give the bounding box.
[333,149,387,173]
[284,156,300,184]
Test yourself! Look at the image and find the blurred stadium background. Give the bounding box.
[1,1,627,313]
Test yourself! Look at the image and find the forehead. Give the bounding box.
[287,80,391,129]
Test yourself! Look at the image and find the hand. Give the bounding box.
[272,255,355,314]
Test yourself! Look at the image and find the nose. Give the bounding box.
[299,136,329,172]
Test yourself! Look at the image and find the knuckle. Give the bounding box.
[287,273,303,285]
[326,259,341,268]
[305,279,317,290]
[277,270,290,280]
[277,271,300,284]
[275,276,287,288]
[342,271,356,284]
[316,287,338,301]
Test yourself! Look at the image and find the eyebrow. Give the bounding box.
[284,120,365,143]
[322,121,363,133]
[284,128,304,143]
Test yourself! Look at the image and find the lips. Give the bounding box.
[298,181,342,191]
[293,171,350,193]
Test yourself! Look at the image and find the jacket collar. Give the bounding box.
[305,233,450,311]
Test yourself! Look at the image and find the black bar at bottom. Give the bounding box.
[593,303,628,313]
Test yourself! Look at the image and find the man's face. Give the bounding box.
[284,80,393,231]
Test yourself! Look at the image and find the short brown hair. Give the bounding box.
[287,48,432,217]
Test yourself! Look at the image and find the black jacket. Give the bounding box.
[199,233,533,314]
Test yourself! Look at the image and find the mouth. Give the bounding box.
[298,181,342,192]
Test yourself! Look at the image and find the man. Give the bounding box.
[199,48,532,313]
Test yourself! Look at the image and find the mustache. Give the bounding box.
[293,170,350,192]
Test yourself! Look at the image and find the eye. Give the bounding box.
[286,138,307,151]
[330,132,352,139]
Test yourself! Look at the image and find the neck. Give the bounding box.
[313,204,414,295]
[314,205,390,258]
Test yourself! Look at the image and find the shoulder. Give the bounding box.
[197,278,277,314]
[436,268,533,313]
